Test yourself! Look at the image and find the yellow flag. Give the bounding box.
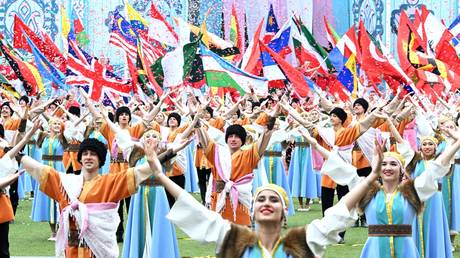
[61,5,70,39]
[126,2,148,26]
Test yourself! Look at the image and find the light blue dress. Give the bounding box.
[449,153,460,232]
[360,190,420,258]
[241,243,294,257]
[30,136,63,223]
[288,136,321,199]
[183,139,199,193]
[18,137,41,199]
[121,158,180,258]
[441,149,460,233]
[263,143,295,216]
[412,160,452,258]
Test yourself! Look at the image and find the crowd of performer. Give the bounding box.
[0,84,460,258]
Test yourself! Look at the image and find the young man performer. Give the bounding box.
[14,135,163,258]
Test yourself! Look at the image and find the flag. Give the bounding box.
[136,40,162,96]
[126,53,139,92]
[324,16,340,48]
[66,40,132,101]
[328,26,359,93]
[126,2,149,32]
[240,18,264,75]
[415,70,448,103]
[109,11,139,59]
[148,2,178,47]
[397,10,423,77]
[230,4,244,62]
[260,19,292,86]
[188,21,237,55]
[201,45,268,96]
[448,15,460,55]
[418,6,460,75]
[358,21,412,94]
[109,11,160,63]
[61,4,71,39]
[291,22,327,76]
[25,34,67,89]
[0,41,42,95]
[292,16,332,70]
[68,6,89,46]
[0,73,20,98]
[13,15,66,72]
[150,38,199,88]
[259,41,313,98]
[174,17,192,45]
[263,4,279,43]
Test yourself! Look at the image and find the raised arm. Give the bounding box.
[79,87,100,119]
[414,137,460,201]
[18,122,48,180]
[222,95,246,119]
[144,91,170,123]
[358,107,384,136]
[132,139,163,186]
[305,141,382,257]
[256,104,281,155]
[0,173,21,189]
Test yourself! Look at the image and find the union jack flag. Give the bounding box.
[66,40,132,101]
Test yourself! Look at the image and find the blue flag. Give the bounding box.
[25,34,67,89]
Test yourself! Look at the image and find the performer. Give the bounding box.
[15,135,163,258]
[153,140,386,257]
[196,104,281,225]
[121,129,191,258]
[0,124,38,258]
[280,100,383,241]
[409,135,454,258]
[439,118,460,250]
[306,114,460,258]
[31,117,67,240]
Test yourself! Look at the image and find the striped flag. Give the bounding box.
[109,11,161,63]
[201,44,268,96]
[0,40,43,96]
[148,2,178,47]
[230,4,243,62]
[0,73,20,98]
[324,16,340,48]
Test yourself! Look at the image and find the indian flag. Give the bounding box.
[201,45,268,96]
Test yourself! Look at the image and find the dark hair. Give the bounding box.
[225,124,247,145]
[167,112,182,127]
[329,107,347,124]
[68,106,81,117]
[1,102,13,115]
[19,96,29,105]
[77,138,107,168]
[115,106,131,123]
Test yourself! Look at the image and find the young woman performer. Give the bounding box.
[151,138,387,257]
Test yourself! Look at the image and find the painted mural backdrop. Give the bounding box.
[1,0,460,66]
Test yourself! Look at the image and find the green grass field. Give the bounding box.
[8,195,460,257]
